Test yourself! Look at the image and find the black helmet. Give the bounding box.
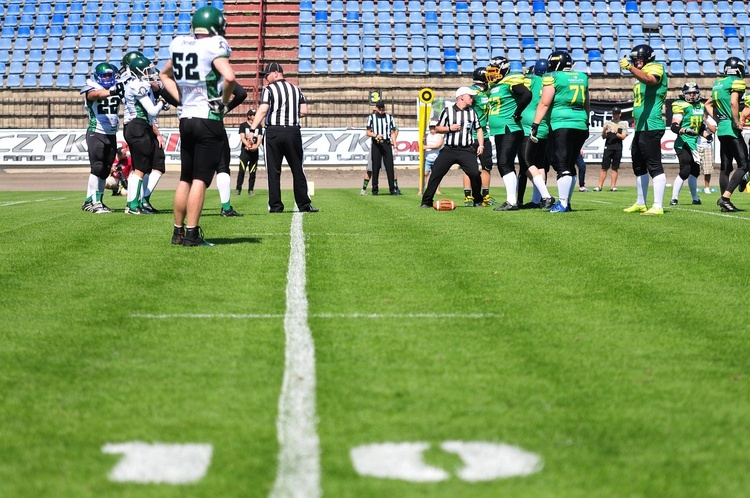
[472,67,487,85]
[547,51,573,72]
[681,82,700,103]
[629,44,655,65]
[723,56,746,77]
[486,56,510,84]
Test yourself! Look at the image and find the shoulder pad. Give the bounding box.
[672,100,688,114]
[731,78,747,93]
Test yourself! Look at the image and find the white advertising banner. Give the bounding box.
[0,127,733,167]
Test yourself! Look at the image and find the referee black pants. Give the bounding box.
[421,147,481,206]
[370,141,396,194]
[264,125,312,212]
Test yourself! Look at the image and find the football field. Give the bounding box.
[1,186,749,498]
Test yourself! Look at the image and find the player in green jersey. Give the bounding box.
[462,67,497,206]
[486,56,532,211]
[620,44,668,215]
[519,59,555,210]
[704,57,750,212]
[530,51,589,213]
[669,83,705,206]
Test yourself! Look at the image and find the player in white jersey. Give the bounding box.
[81,62,121,214]
[122,55,165,214]
[160,6,235,246]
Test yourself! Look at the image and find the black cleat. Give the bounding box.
[300,205,319,212]
[669,199,679,206]
[717,197,739,212]
[521,202,541,209]
[692,199,702,205]
[419,204,432,208]
[221,206,243,217]
[493,201,519,211]
[183,226,214,247]
[81,200,94,212]
[540,197,556,210]
[171,225,185,245]
[142,200,158,213]
[235,189,241,196]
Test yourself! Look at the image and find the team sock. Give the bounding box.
[464,189,472,198]
[652,173,666,209]
[502,172,518,205]
[672,176,684,200]
[557,176,573,208]
[393,179,399,190]
[688,175,698,200]
[127,174,142,209]
[532,174,551,199]
[216,172,232,206]
[86,174,99,203]
[636,174,649,206]
[362,179,370,189]
[144,171,162,201]
[481,188,489,198]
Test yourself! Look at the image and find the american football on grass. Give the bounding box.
[433,199,457,211]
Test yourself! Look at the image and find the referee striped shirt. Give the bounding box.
[260,80,306,126]
[366,112,397,142]
[437,104,480,147]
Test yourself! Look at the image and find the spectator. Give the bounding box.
[595,107,628,192]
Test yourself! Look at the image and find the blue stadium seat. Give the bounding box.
[9,61,23,74]
[347,59,361,72]
[55,73,70,87]
[330,59,345,73]
[26,61,40,75]
[70,3,83,14]
[363,59,377,73]
[73,74,87,87]
[6,74,21,87]
[685,61,700,74]
[444,60,458,73]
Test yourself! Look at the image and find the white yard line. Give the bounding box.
[0,196,67,207]
[269,211,321,498]
[131,312,505,320]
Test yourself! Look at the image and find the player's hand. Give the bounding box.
[207,98,226,116]
[513,113,522,122]
[619,58,632,71]
[529,123,539,143]
[682,128,698,136]
[476,144,484,156]
[109,82,125,97]
[158,97,170,111]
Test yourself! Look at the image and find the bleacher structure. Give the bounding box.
[297,0,750,77]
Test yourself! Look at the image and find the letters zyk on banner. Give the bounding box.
[0,128,739,167]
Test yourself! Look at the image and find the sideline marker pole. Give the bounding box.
[418,88,434,194]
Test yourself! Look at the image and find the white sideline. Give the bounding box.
[269,211,321,498]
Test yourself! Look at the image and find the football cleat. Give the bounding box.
[81,200,94,212]
[125,205,148,215]
[247,190,254,196]
[548,201,568,213]
[493,201,519,211]
[183,226,214,247]
[540,197,556,210]
[92,202,111,214]
[360,189,367,195]
[221,206,243,217]
[623,203,647,213]
[464,195,474,207]
[521,201,541,209]
[642,207,664,215]
[235,189,241,196]
[717,197,739,212]
[703,187,712,194]
[593,186,602,192]
[669,199,679,206]
[171,225,185,245]
[141,200,158,213]
[610,187,618,191]
[692,199,702,205]
[482,195,500,206]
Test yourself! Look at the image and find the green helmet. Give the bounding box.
[129,55,158,82]
[192,6,227,36]
[121,51,144,70]
[93,62,117,89]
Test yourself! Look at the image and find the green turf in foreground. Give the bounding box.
[1,188,749,497]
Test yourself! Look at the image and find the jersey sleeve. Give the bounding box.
[541,75,555,87]
[366,114,374,129]
[503,74,525,87]
[731,79,747,94]
[206,35,232,59]
[672,100,689,115]
[643,62,665,84]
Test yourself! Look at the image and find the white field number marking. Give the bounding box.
[101,442,213,484]
[351,441,542,482]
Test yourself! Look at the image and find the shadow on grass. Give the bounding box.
[209,237,263,245]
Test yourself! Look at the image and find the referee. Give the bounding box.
[250,62,317,213]
[420,87,484,208]
[366,101,399,195]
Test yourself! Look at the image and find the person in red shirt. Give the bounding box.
[106,145,133,196]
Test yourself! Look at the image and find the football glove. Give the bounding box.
[529,123,539,143]
[207,98,226,116]
[682,128,698,136]
[619,58,632,71]
[158,97,170,111]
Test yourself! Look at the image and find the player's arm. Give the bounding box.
[158,60,181,105]
[153,123,165,148]
[239,125,252,149]
[137,91,164,118]
[511,83,532,118]
[226,83,247,113]
[390,120,398,146]
[616,121,628,139]
[476,127,484,156]
[86,88,115,101]
[628,65,659,86]
[211,56,235,105]
[731,91,742,129]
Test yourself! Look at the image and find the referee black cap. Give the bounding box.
[375,101,386,109]
[260,62,283,76]
[612,107,621,113]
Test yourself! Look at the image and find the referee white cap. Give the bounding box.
[455,86,478,98]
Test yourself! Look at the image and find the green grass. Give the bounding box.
[1,187,749,497]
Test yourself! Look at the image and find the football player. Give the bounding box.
[81,62,121,214]
[463,66,495,206]
[530,51,590,213]
[668,83,705,206]
[620,44,669,215]
[485,55,532,211]
[519,59,555,210]
[122,55,166,214]
[214,82,248,217]
[704,57,750,212]
[160,6,236,246]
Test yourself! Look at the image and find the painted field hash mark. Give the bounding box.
[351,441,542,483]
[102,442,213,485]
